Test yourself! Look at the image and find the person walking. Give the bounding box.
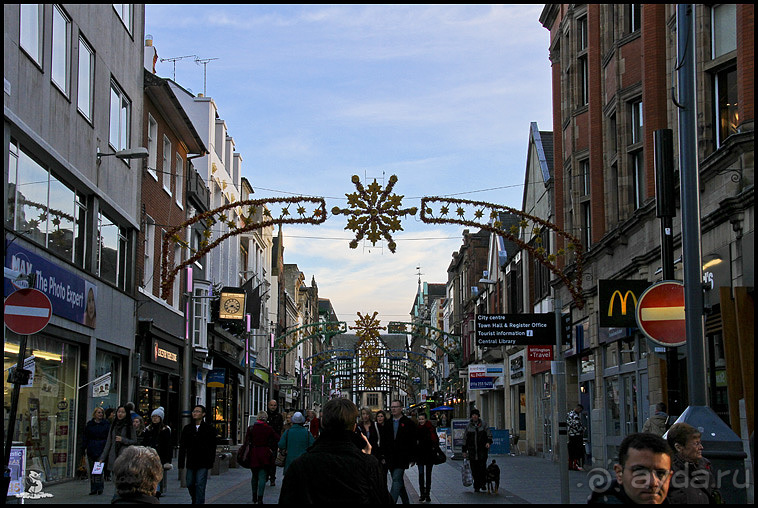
[666,422,718,504]
[279,398,392,504]
[278,411,314,474]
[414,413,438,503]
[382,400,417,504]
[355,408,380,461]
[567,404,586,470]
[82,407,110,495]
[265,399,284,487]
[461,408,493,493]
[143,407,172,498]
[132,414,146,446]
[374,409,390,481]
[243,410,280,504]
[178,405,217,504]
[642,403,670,437]
[99,404,137,495]
[111,446,163,504]
[306,409,320,438]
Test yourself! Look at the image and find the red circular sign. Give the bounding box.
[635,281,686,347]
[4,288,52,335]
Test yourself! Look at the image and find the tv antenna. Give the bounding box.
[159,55,196,81]
[195,56,219,96]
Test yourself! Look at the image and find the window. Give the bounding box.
[580,160,590,196]
[192,280,211,349]
[577,16,588,106]
[533,230,551,300]
[97,211,128,289]
[191,228,204,269]
[77,36,94,120]
[627,4,641,33]
[581,201,592,250]
[609,162,620,224]
[20,4,42,65]
[175,154,184,206]
[714,67,738,147]
[109,81,130,151]
[577,16,588,51]
[367,393,379,407]
[52,5,71,95]
[630,100,643,144]
[113,4,132,34]
[147,115,158,179]
[7,139,87,267]
[631,150,644,209]
[143,215,155,291]
[172,243,182,308]
[711,4,736,59]
[162,136,172,192]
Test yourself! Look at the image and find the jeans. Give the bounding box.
[390,467,410,504]
[418,463,433,493]
[186,467,209,504]
[251,467,268,500]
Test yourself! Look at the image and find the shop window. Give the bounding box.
[605,376,621,436]
[4,333,79,482]
[604,341,619,368]
[93,351,121,411]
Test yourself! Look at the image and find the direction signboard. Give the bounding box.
[476,313,555,346]
[4,288,52,335]
[635,281,686,347]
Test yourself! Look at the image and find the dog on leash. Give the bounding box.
[485,460,500,494]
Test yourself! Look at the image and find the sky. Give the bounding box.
[145,4,553,326]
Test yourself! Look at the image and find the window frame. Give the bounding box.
[112,4,133,34]
[19,4,43,66]
[51,4,71,97]
[162,135,172,194]
[143,214,155,291]
[77,35,94,121]
[109,79,131,152]
[175,153,184,207]
[710,4,737,60]
[713,66,738,148]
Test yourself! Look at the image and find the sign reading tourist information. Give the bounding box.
[635,281,686,347]
[476,313,555,346]
[4,288,52,335]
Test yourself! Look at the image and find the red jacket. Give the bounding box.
[245,420,280,469]
[307,417,320,438]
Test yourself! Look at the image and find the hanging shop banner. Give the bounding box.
[598,279,651,327]
[207,368,226,388]
[92,372,112,398]
[476,313,555,346]
[4,243,97,328]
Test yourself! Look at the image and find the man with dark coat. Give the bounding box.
[382,400,417,504]
[462,408,493,493]
[265,399,284,486]
[178,405,217,504]
[279,398,391,504]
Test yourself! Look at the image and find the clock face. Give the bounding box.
[223,298,241,314]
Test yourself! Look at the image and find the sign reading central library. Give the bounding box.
[475,313,555,346]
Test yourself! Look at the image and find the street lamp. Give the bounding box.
[96,146,149,164]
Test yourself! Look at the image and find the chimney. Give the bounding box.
[144,34,157,74]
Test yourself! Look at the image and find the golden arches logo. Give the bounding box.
[608,290,638,316]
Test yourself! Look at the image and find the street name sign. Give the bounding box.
[476,313,555,346]
[635,281,686,347]
[4,288,52,335]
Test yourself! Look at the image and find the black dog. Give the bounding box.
[486,460,500,494]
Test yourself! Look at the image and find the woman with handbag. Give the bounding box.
[243,411,280,504]
[277,412,314,473]
[414,413,439,503]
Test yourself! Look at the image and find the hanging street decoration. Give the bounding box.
[160,196,326,299]
[331,175,418,253]
[420,196,585,309]
[350,311,386,389]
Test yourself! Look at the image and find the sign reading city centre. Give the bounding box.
[476,313,555,346]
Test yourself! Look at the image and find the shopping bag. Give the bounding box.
[236,442,251,469]
[275,448,287,467]
[461,458,473,487]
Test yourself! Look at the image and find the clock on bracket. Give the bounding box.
[219,289,245,320]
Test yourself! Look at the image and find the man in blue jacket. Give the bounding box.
[178,405,217,504]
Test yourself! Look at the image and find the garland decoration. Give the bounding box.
[331,175,417,253]
[160,196,326,299]
[420,196,585,308]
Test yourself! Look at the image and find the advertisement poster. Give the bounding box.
[7,446,26,497]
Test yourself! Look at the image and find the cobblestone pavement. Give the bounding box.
[15,454,594,504]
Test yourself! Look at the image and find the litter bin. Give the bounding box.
[666,406,748,504]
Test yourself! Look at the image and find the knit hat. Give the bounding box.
[292,412,305,424]
[151,407,165,421]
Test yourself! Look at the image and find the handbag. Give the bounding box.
[275,430,288,467]
[461,458,473,487]
[432,445,447,465]
[237,439,252,469]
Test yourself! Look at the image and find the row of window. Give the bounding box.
[20,5,134,153]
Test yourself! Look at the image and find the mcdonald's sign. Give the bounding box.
[598,280,651,327]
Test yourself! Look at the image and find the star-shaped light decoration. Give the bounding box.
[350,312,386,389]
[332,175,417,253]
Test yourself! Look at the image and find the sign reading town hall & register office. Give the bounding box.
[476,313,555,346]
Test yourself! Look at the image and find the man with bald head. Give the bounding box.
[265,399,284,486]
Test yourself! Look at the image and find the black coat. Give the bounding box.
[178,421,217,470]
[414,421,439,466]
[381,415,417,470]
[279,430,392,504]
[143,425,172,465]
[461,419,493,462]
[355,421,381,459]
[82,418,110,461]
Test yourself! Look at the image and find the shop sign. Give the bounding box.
[509,351,525,385]
[469,364,500,390]
[92,372,112,398]
[528,345,553,361]
[207,368,226,388]
[476,314,555,346]
[152,340,180,369]
[598,279,650,327]
[5,243,97,328]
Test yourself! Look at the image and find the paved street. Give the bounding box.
[15,454,594,504]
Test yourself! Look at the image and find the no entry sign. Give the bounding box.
[4,288,52,335]
[635,281,686,347]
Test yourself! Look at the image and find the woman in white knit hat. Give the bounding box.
[277,411,315,474]
[144,406,173,497]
